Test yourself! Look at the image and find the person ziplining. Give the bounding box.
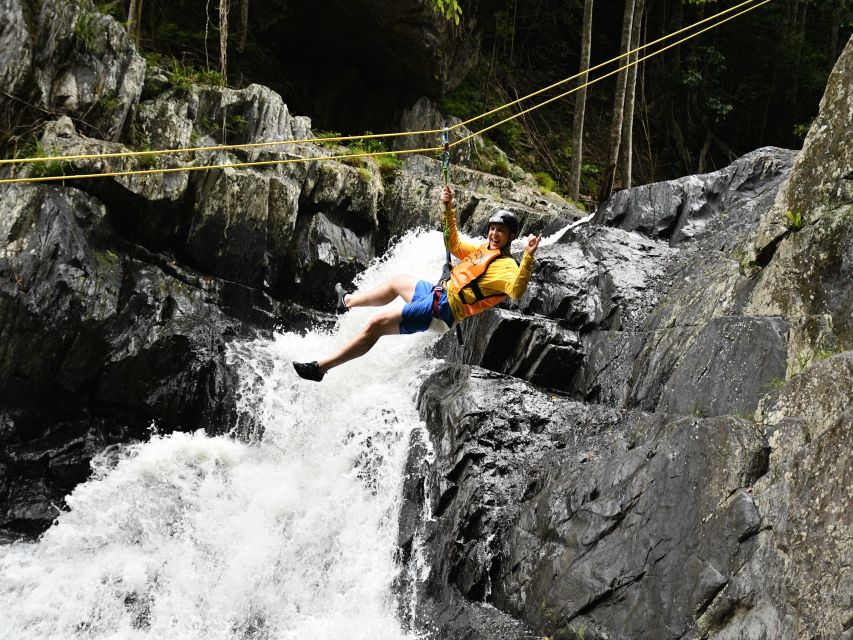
[292,185,542,382]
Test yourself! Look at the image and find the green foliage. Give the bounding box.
[733,249,761,277]
[17,139,69,179]
[693,406,706,418]
[143,53,226,91]
[533,171,557,193]
[706,96,733,122]
[734,409,755,422]
[784,210,805,231]
[311,131,403,185]
[313,130,344,150]
[766,376,786,389]
[349,132,386,156]
[580,162,600,196]
[95,1,123,19]
[226,114,248,139]
[793,120,813,140]
[374,153,403,185]
[432,0,462,26]
[490,154,511,178]
[74,11,101,53]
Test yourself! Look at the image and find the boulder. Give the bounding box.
[592,147,796,249]
[746,36,853,369]
[0,183,273,536]
[0,0,145,141]
[403,364,771,640]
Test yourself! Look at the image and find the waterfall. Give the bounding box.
[0,229,450,640]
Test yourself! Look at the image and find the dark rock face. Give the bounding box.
[401,35,853,640]
[592,147,795,249]
[403,364,771,639]
[655,316,789,417]
[248,0,480,132]
[0,183,270,536]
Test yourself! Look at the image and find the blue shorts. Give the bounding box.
[400,280,455,334]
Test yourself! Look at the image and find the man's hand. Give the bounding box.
[440,185,453,210]
[524,233,542,256]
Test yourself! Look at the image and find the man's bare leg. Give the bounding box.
[318,308,402,373]
[343,275,418,309]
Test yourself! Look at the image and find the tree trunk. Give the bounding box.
[597,0,636,204]
[618,0,645,190]
[237,0,249,54]
[827,0,841,71]
[568,0,594,202]
[219,0,229,79]
[127,0,143,46]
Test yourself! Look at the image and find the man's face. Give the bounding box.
[488,223,513,250]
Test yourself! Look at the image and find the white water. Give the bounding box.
[0,229,455,640]
[0,220,578,640]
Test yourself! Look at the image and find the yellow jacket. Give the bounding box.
[443,207,535,321]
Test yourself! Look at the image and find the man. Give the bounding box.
[293,185,541,381]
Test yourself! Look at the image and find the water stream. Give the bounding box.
[0,229,448,640]
[0,222,573,639]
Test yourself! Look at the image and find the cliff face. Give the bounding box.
[401,36,853,640]
[0,2,850,638]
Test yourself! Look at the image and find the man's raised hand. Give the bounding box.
[524,234,542,256]
[440,185,453,210]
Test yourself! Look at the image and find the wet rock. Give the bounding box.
[593,147,796,249]
[403,363,770,640]
[434,309,584,391]
[0,183,270,536]
[656,316,789,418]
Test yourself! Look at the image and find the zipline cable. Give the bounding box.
[0,146,444,185]
[0,0,767,169]
[0,0,772,186]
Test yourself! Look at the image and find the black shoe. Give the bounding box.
[335,283,351,314]
[293,361,325,382]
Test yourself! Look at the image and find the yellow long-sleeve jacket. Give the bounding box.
[443,207,535,321]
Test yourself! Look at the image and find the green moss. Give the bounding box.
[356,166,372,183]
[534,171,557,193]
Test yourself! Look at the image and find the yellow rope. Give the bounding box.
[0,146,442,185]
[0,0,765,170]
[0,0,771,186]
[452,0,772,148]
[0,128,445,166]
